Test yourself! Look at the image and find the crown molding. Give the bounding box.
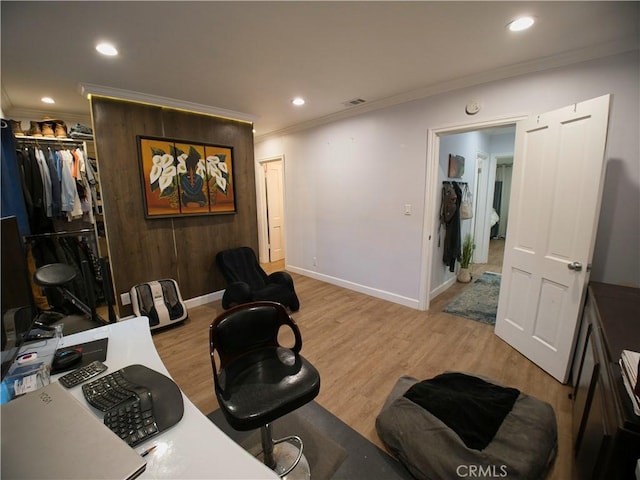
[79,83,258,124]
[255,37,639,143]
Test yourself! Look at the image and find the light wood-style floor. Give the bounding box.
[152,242,572,479]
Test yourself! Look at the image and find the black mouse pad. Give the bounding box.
[51,338,109,375]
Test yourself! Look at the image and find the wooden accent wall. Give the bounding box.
[90,97,257,317]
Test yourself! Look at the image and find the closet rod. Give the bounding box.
[24,228,95,241]
[442,180,467,185]
[15,136,86,146]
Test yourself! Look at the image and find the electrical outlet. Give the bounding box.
[313,257,317,266]
[121,292,131,305]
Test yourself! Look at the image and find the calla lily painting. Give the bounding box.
[138,136,236,218]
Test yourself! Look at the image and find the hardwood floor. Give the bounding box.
[152,250,572,479]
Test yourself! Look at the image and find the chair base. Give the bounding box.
[258,424,310,479]
[257,441,310,480]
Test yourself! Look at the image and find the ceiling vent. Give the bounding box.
[343,98,367,107]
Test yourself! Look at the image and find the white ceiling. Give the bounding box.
[2,1,638,139]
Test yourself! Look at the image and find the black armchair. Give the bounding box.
[216,247,300,311]
[210,301,320,477]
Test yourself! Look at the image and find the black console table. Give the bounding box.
[571,282,640,479]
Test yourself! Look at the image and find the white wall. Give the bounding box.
[255,51,640,308]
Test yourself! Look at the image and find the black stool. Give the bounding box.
[210,302,320,478]
[33,262,107,326]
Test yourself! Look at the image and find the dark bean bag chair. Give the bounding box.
[376,373,557,480]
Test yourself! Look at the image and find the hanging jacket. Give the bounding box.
[443,181,463,272]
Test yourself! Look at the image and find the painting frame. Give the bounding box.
[448,154,465,178]
[137,135,236,219]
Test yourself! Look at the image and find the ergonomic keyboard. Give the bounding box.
[103,395,159,447]
[82,364,184,447]
[82,370,139,411]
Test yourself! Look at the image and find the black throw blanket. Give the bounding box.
[403,372,520,450]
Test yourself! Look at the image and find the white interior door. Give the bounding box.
[495,95,611,383]
[265,160,285,262]
[473,153,490,264]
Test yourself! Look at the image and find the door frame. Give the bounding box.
[255,155,286,264]
[472,151,491,264]
[419,115,526,310]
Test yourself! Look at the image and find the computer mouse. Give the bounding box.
[52,349,82,370]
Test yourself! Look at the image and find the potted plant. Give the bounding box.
[458,233,474,283]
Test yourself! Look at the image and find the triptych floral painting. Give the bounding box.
[138,136,236,218]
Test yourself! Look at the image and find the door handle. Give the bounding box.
[568,261,583,271]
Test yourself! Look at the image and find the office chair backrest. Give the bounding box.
[209,302,303,382]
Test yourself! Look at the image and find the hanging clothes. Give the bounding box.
[1,119,30,237]
[35,148,53,217]
[58,149,77,216]
[45,147,62,217]
[17,146,52,233]
[11,138,97,231]
[443,181,463,272]
[74,147,95,223]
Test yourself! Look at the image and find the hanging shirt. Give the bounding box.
[58,150,76,214]
[35,148,53,217]
[74,148,94,223]
[46,148,62,217]
[63,149,84,220]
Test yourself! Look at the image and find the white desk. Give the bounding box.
[54,317,278,479]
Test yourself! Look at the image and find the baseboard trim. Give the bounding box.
[184,290,224,308]
[429,275,457,300]
[287,266,420,310]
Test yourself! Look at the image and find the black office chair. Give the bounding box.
[209,301,320,478]
[216,247,300,311]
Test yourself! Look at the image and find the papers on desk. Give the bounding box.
[619,350,640,416]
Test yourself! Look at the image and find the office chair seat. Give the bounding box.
[218,346,320,431]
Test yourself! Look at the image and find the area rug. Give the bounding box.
[208,401,413,480]
[443,271,501,325]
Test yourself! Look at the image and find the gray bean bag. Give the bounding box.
[375,374,557,480]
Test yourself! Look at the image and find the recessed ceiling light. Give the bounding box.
[96,42,118,56]
[41,97,55,104]
[291,97,305,106]
[508,16,535,32]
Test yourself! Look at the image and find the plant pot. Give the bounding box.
[457,267,472,283]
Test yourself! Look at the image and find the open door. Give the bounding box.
[495,95,611,383]
[264,160,285,262]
